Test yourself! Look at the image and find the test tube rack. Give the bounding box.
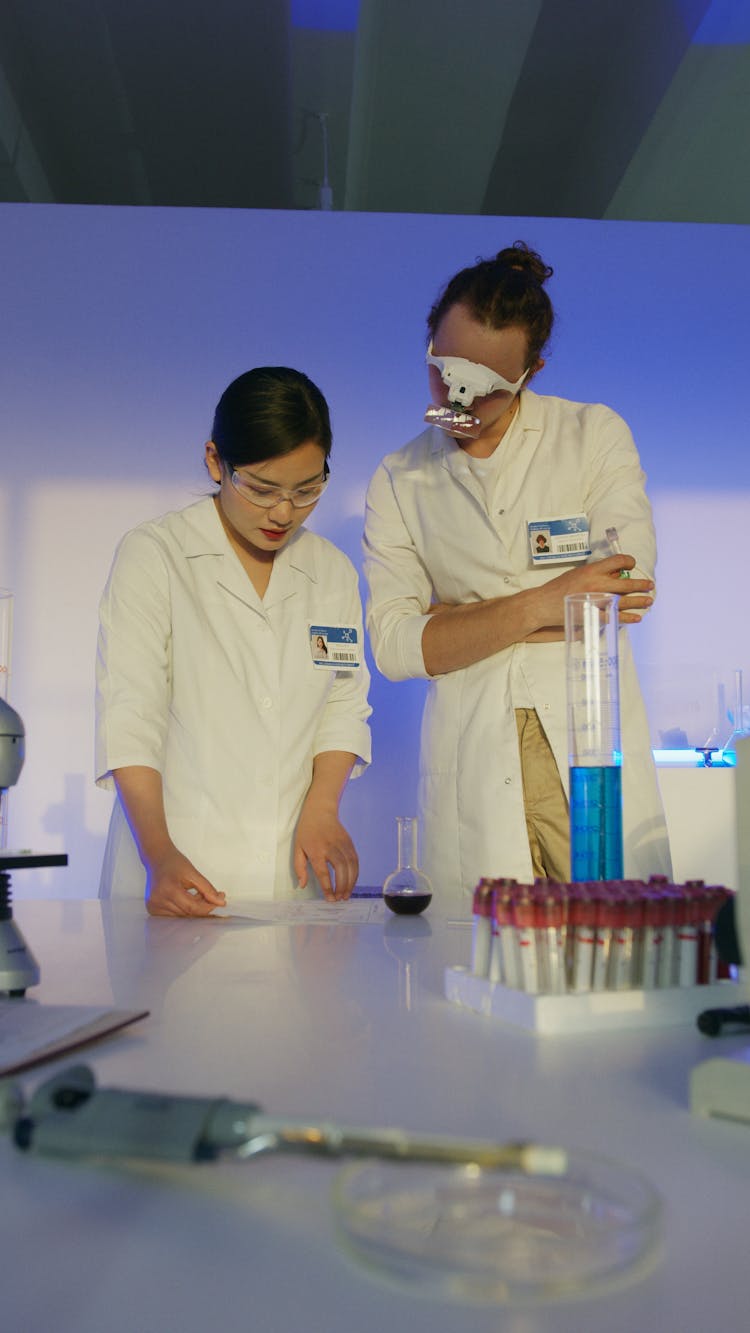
[444,965,738,1036]
[446,875,743,1035]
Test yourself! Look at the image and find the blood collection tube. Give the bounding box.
[568,886,595,992]
[641,887,666,989]
[490,879,518,987]
[674,885,700,988]
[691,882,726,985]
[536,883,566,994]
[656,884,679,987]
[689,882,713,985]
[591,887,613,991]
[471,879,494,977]
[488,881,502,983]
[513,887,540,994]
[607,886,640,991]
[626,882,646,988]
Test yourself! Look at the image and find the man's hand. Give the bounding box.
[529,554,654,636]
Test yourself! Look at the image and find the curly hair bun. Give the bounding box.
[494,241,553,285]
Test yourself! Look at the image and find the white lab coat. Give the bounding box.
[96,497,371,900]
[363,390,671,904]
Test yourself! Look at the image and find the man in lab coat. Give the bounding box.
[364,243,671,904]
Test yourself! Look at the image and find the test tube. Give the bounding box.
[471,880,494,977]
[568,886,594,992]
[674,886,700,988]
[641,888,666,989]
[512,887,540,994]
[605,526,631,578]
[591,889,613,991]
[565,593,624,881]
[606,887,631,990]
[496,881,521,989]
[488,880,503,983]
[536,883,566,994]
[656,884,679,988]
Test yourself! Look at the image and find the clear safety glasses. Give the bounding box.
[230,463,330,509]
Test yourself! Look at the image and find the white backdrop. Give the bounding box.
[1,203,748,897]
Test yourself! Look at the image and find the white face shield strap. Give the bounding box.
[424,343,529,438]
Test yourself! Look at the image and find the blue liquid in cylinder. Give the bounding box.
[569,766,624,881]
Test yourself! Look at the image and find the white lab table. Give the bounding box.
[2,898,749,1333]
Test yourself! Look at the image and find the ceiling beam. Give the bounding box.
[482,0,715,218]
[345,0,543,214]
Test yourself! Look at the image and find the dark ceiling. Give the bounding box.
[0,0,748,222]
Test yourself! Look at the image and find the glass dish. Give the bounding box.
[332,1150,662,1304]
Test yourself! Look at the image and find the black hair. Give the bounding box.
[211,367,332,469]
[427,241,554,368]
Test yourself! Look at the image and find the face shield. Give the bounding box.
[424,344,529,439]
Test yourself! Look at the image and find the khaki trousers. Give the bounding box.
[515,708,570,881]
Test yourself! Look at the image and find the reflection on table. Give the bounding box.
[4,898,749,1333]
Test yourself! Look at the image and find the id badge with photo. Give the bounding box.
[309,623,361,669]
[528,514,591,566]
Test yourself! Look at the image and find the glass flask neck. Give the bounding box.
[396,816,419,870]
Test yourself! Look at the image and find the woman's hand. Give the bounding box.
[113,766,226,917]
[294,804,359,901]
[293,752,359,901]
[145,848,226,917]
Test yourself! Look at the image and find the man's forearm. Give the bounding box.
[422,591,542,675]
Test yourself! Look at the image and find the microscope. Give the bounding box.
[0,695,66,995]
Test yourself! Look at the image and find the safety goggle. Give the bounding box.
[426,343,528,408]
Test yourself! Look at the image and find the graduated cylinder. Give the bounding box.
[565,593,623,881]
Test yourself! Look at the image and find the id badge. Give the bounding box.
[528,515,591,566]
[309,624,361,669]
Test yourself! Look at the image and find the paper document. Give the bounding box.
[0,1002,149,1077]
[214,898,386,925]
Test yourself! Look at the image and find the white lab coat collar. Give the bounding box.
[430,389,543,507]
[179,497,318,613]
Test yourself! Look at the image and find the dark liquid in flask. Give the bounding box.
[384,892,432,915]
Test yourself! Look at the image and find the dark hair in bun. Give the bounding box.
[427,240,554,368]
[211,366,332,470]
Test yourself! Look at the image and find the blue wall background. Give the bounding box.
[1,204,747,895]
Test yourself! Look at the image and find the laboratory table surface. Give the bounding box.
[1,897,749,1333]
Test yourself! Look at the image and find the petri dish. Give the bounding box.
[332,1150,662,1304]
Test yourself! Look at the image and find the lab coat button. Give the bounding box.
[260,696,273,710]
[504,577,511,584]
[504,777,512,785]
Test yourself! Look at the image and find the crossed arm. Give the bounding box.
[421,553,653,676]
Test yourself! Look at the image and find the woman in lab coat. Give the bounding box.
[363,242,671,904]
[97,367,371,915]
